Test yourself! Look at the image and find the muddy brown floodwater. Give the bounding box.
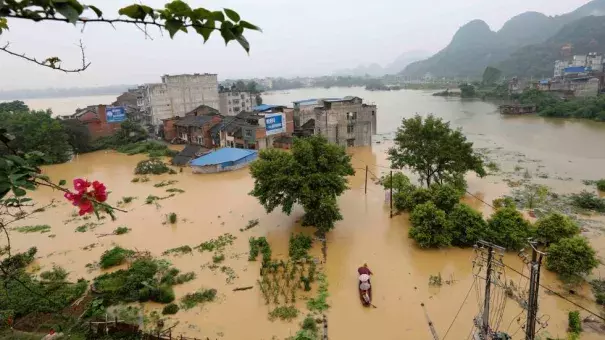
[12,88,605,339]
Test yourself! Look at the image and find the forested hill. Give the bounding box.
[497,16,605,77]
[400,0,605,78]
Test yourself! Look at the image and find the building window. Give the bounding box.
[347,124,355,134]
[196,136,203,145]
[241,94,245,99]
[229,108,232,112]
[180,133,188,141]
[372,111,375,116]
[245,129,252,137]
[347,112,357,121]
[228,100,231,104]
[234,107,240,112]
[347,139,355,147]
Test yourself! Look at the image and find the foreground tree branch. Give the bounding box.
[0,40,90,73]
[0,1,261,72]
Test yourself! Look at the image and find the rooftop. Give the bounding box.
[174,115,215,127]
[190,148,257,167]
[252,104,285,112]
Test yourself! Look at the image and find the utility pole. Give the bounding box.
[474,240,506,340]
[482,244,493,339]
[389,171,393,218]
[364,165,368,195]
[525,241,545,340]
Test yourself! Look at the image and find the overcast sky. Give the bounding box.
[0,0,591,89]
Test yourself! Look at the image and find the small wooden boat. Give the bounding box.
[359,283,372,307]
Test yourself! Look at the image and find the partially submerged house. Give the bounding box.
[171,144,207,166]
[293,96,377,147]
[190,147,257,174]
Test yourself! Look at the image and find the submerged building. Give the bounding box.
[293,96,377,147]
[190,147,258,174]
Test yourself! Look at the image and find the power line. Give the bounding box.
[442,279,477,340]
[503,263,605,322]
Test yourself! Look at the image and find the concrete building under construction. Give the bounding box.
[293,96,377,147]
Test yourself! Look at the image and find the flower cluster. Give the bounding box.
[64,178,108,215]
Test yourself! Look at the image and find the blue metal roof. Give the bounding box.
[253,104,282,112]
[564,66,590,73]
[190,148,257,167]
[539,80,549,84]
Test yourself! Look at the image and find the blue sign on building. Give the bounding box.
[106,106,126,123]
[265,113,285,136]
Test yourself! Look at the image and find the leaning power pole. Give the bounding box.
[525,241,545,340]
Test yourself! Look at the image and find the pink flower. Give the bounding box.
[78,199,93,215]
[64,192,75,201]
[73,178,91,193]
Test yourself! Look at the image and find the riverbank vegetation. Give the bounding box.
[517,89,605,121]
[250,135,354,235]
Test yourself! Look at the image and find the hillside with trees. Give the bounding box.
[400,0,605,78]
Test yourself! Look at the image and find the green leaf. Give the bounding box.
[223,8,240,22]
[59,179,66,186]
[194,20,214,42]
[220,26,236,45]
[192,8,211,20]
[9,173,28,183]
[118,4,147,20]
[165,0,192,16]
[19,198,32,203]
[210,11,225,22]
[235,34,250,53]
[165,19,183,38]
[87,5,103,17]
[12,187,26,197]
[54,3,79,24]
[240,20,262,32]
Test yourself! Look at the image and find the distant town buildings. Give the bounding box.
[219,88,255,116]
[161,104,295,151]
[293,96,377,147]
[537,52,605,98]
[141,73,219,127]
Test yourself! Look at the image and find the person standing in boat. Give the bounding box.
[358,263,373,282]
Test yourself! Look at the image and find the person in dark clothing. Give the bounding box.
[358,263,373,276]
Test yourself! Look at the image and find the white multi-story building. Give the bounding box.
[586,52,604,72]
[219,90,255,116]
[554,53,604,78]
[142,73,219,126]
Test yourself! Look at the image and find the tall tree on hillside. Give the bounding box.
[249,136,354,235]
[0,1,260,72]
[388,114,485,188]
[0,100,28,113]
[482,66,502,85]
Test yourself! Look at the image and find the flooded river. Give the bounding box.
[12,89,605,339]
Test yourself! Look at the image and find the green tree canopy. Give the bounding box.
[546,236,599,283]
[60,118,92,154]
[485,207,533,251]
[0,100,28,112]
[408,202,452,248]
[535,213,580,245]
[249,135,354,235]
[0,104,70,164]
[388,114,485,187]
[482,66,502,85]
[459,84,476,98]
[449,203,488,247]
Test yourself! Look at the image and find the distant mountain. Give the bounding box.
[498,16,605,77]
[400,0,605,78]
[333,50,430,76]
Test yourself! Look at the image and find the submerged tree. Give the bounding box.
[546,236,599,283]
[249,136,354,235]
[388,114,485,188]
